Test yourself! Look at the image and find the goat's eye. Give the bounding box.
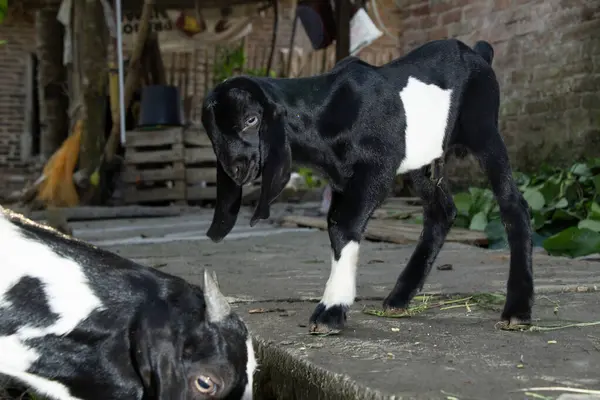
[194,375,218,395]
[245,116,258,127]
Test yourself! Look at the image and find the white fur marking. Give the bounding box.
[397,76,453,174]
[0,214,104,400]
[242,337,258,400]
[321,241,360,308]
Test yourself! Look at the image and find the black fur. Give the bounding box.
[201,38,534,333]
[0,209,254,400]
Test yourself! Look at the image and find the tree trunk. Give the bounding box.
[35,9,68,160]
[77,0,109,204]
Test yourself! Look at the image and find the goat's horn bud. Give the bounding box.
[203,270,231,323]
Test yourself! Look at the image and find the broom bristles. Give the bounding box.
[36,120,82,207]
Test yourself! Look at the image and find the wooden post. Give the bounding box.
[104,0,154,163]
[335,0,351,63]
[35,9,68,161]
[78,0,109,203]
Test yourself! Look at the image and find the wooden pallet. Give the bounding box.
[123,128,186,205]
[183,127,218,202]
[183,126,261,203]
[279,214,488,246]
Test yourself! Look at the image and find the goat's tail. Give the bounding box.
[473,40,494,65]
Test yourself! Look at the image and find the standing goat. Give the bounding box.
[201,39,533,335]
[0,208,257,400]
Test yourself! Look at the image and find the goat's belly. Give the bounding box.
[396,76,452,175]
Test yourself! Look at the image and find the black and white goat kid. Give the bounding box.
[201,39,533,334]
[0,208,257,399]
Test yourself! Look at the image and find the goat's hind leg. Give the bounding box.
[383,163,457,312]
[471,131,534,327]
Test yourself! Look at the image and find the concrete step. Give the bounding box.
[82,209,600,400]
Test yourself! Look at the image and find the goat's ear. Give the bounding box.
[250,96,292,226]
[132,302,187,399]
[206,161,243,242]
[203,96,243,243]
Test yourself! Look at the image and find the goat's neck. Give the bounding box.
[271,75,350,185]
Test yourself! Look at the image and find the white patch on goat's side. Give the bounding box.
[242,337,258,400]
[320,241,360,308]
[0,214,104,400]
[396,76,453,174]
[0,337,83,400]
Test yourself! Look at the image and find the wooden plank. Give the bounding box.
[124,181,186,204]
[186,168,217,184]
[125,145,184,164]
[122,165,185,183]
[185,147,217,164]
[372,204,422,220]
[186,185,260,201]
[184,129,213,147]
[280,215,488,246]
[19,205,185,221]
[126,128,183,147]
[186,186,217,200]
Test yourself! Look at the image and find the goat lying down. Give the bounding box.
[0,208,256,400]
[201,38,534,335]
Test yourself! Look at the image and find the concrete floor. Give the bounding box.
[70,206,600,400]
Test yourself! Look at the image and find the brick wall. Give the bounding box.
[392,0,600,175]
[0,17,38,197]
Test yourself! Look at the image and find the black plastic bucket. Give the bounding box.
[137,85,183,128]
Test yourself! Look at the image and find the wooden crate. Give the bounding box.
[183,126,217,203]
[183,126,261,204]
[123,128,186,205]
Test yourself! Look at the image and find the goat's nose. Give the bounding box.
[232,160,246,180]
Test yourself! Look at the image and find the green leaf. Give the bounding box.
[595,175,600,195]
[532,210,548,230]
[578,219,600,232]
[0,0,6,25]
[453,192,472,216]
[570,163,591,177]
[590,202,600,220]
[553,197,568,209]
[484,219,506,242]
[523,188,545,211]
[453,215,470,229]
[469,212,488,231]
[552,208,581,222]
[538,177,563,204]
[543,227,600,258]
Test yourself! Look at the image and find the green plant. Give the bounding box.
[296,167,326,189]
[454,158,600,257]
[212,43,275,86]
[0,0,7,45]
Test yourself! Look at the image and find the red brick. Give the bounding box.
[440,9,463,25]
[410,4,430,17]
[429,26,449,40]
[430,0,454,14]
[462,4,490,20]
[493,0,513,11]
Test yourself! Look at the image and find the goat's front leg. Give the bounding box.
[309,168,393,334]
[383,165,457,312]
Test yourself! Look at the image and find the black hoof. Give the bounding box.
[382,289,411,311]
[308,303,348,335]
[501,294,533,324]
[495,318,532,331]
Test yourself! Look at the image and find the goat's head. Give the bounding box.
[0,208,257,400]
[201,76,292,242]
[133,270,257,400]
